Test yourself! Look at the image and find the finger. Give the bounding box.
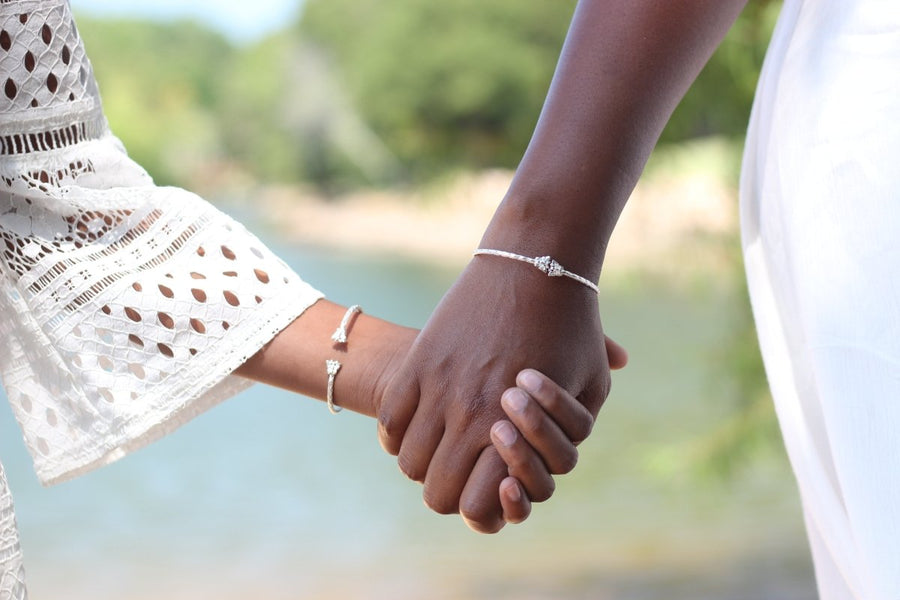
[516,370,594,444]
[377,373,420,456]
[458,447,507,534]
[421,428,482,515]
[499,477,532,524]
[604,335,628,370]
[491,419,556,500]
[396,405,444,483]
[499,388,579,475]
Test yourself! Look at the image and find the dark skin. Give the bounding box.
[378,0,751,533]
[236,299,626,524]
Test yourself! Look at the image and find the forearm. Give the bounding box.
[481,0,749,280]
[235,299,416,417]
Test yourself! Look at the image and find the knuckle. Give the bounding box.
[529,479,556,503]
[377,412,402,453]
[552,447,579,475]
[423,487,459,515]
[397,451,426,484]
[459,499,502,534]
[571,415,594,445]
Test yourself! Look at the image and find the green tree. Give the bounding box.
[76,17,234,186]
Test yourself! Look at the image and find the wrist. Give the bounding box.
[479,192,609,284]
[332,315,416,418]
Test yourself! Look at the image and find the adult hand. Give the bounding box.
[377,253,613,532]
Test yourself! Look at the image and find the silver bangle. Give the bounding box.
[473,249,599,294]
[325,304,363,414]
[326,359,343,414]
[331,304,362,344]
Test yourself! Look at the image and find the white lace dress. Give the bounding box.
[0,2,323,597]
[741,1,900,598]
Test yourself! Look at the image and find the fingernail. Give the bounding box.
[502,389,528,413]
[518,370,541,394]
[492,421,517,447]
[504,480,521,503]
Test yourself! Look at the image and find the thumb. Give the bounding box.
[604,335,628,370]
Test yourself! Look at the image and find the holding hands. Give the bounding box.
[378,253,626,532]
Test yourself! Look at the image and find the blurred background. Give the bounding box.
[0,0,819,598]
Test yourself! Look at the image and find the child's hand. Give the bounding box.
[492,341,627,523]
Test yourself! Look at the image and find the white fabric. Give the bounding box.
[0,1,323,596]
[741,1,900,597]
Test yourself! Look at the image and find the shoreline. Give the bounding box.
[239,139,741,283]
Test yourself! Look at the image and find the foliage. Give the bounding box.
[302,0,783,180]
[661,0,783,143]
[76,18,235,187]
[300,0,574,178]
[77,1,782,189]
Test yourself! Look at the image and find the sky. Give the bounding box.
[73,0,304,44]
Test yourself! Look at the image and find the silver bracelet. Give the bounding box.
[325,359,343,414]
[325,304,363,414]
[473,249,599,294]
[331,304,362,344]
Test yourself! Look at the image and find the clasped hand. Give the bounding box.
[377,256,626,533]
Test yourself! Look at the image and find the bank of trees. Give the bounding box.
[80,1,780,190]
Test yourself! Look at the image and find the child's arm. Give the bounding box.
[236,299,540,525]
[235,299,415,417]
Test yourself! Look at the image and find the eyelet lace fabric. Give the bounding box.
[0,1,324,595]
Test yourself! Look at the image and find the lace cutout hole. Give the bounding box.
[251,247,264,259]
[4,78,17,100]
[37,438,50,456]
[222,321,231,330]
[132,282,143,292]
[0,31,10,52]
[41,23,52,44]
[128,334,143,348]
[223,271,237,277]
[20,394,32,413]
[46,409,58,427]
[157,343,174,358]
[158,312,174,329]
[124,307,142,322]
[190,318,206,334]
[24,51,35,72]
[47,73,59,94]
[191,288,207,302]
[62,45,71,65]
[101,305,111,315]
[224,291,240,306]
[128,363,145,379]
[221,245,236,260]
[98,356,114,372]
[190,272,205,280]
[100,389,115,403]
[197,246,206,257]
[254,269,270,284]
[158,284,174,298]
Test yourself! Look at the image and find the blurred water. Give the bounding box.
[0,232,816,599]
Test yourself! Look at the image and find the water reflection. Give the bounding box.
[0,236,814,599]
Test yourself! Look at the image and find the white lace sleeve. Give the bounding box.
[0,464,25,600]
[0,0,324,487]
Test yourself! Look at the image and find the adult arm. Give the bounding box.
[379,0,750,533]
